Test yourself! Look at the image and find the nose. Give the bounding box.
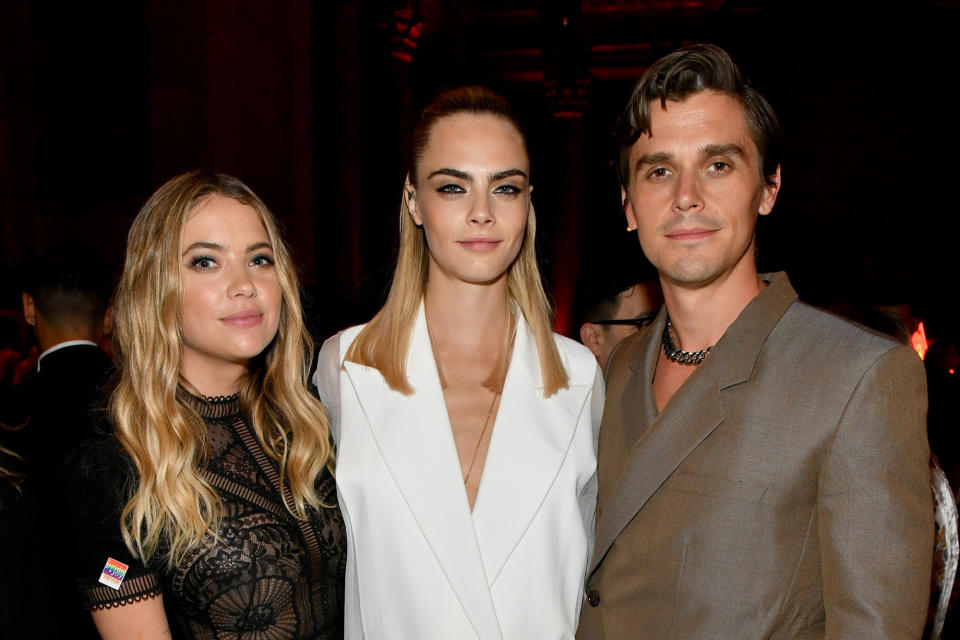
[227,266,257,298]
[468,192,494,226]
[672,170,703,214]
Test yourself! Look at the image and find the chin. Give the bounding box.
[229,339,274,361]
[659,261,722,288]
[440,263,509,286]
[466,271,511,286]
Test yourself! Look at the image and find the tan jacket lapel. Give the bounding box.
[591,326,725,574]
[590,273,799,576]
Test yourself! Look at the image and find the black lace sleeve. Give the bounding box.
[60,398,346,639]
[61,439,162,610]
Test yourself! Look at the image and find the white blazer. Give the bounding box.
[314,305,603,639]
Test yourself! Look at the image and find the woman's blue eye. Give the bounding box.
[437,184,466,194]
[190,256,216,269]
[494,184,521,195]
[250,254,275,267]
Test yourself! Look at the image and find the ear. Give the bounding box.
[404,175,422,226]
[622,185,638,232]
[22,292,36,326]
[758,165,781,216]
[101,305,113,337]
[579,323,603,359]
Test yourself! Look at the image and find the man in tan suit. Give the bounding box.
[576,44,933,639]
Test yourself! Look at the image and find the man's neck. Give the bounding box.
[34,316,102,353]
[660,270,765,353]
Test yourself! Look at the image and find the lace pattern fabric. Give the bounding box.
[75,393,345,640]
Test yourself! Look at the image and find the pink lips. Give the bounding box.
[458,238,501,252]
[666,228,717,241]
[221,310,264,328]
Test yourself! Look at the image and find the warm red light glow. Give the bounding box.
[950,369,955,375]
[911,321,928,360]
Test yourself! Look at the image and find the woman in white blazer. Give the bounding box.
[314,86,602,640]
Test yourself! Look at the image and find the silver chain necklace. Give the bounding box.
[662,316,715,365]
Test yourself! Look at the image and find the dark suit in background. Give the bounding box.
[3,343,113,476]
[0,342,113,640]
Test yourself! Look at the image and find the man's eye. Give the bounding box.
[649,167,669,178]
[710,161,730,172]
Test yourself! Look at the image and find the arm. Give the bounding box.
[579,365,605,568]
[818,344,933,638]
[91,596,172,640]
[313,333,342,442]
[61,440,168,638]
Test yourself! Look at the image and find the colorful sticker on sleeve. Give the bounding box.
[98,557,129,590]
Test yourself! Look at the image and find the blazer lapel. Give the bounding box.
[471,315,593,584]
[617,316,662,449]
[589,273,800,575]
[591,314,726,575]
[341,306,503,640]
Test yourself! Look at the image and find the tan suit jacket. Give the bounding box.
[577,273,933,639]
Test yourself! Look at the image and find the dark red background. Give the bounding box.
[2,1,956,342]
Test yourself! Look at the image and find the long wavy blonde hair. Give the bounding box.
[0,443,25,494]
[346,87,568,396]
[112,170,332,567]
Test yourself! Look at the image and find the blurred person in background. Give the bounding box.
[579,278,662,374]
[0,250,114,638]
[0,250,113,477]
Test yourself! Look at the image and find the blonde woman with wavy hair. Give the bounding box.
[314,87,603,639]
[64,170,345,640]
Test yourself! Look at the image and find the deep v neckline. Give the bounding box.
[425,313,517,511]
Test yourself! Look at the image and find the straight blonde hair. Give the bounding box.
[112,170,333,568]
[346,87,567,396]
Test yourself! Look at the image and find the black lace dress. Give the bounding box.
[63,393,346,639]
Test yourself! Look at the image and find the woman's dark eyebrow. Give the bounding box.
[427,168,471,181]
[426,168,528,182]
[491,169,528,181]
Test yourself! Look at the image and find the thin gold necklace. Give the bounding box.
[426,312,515,485]
[462,383,501,486]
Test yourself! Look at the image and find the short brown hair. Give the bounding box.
[617,43,781,187]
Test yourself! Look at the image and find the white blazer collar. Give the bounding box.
[341,303,591,638]
[471,308,590,584]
